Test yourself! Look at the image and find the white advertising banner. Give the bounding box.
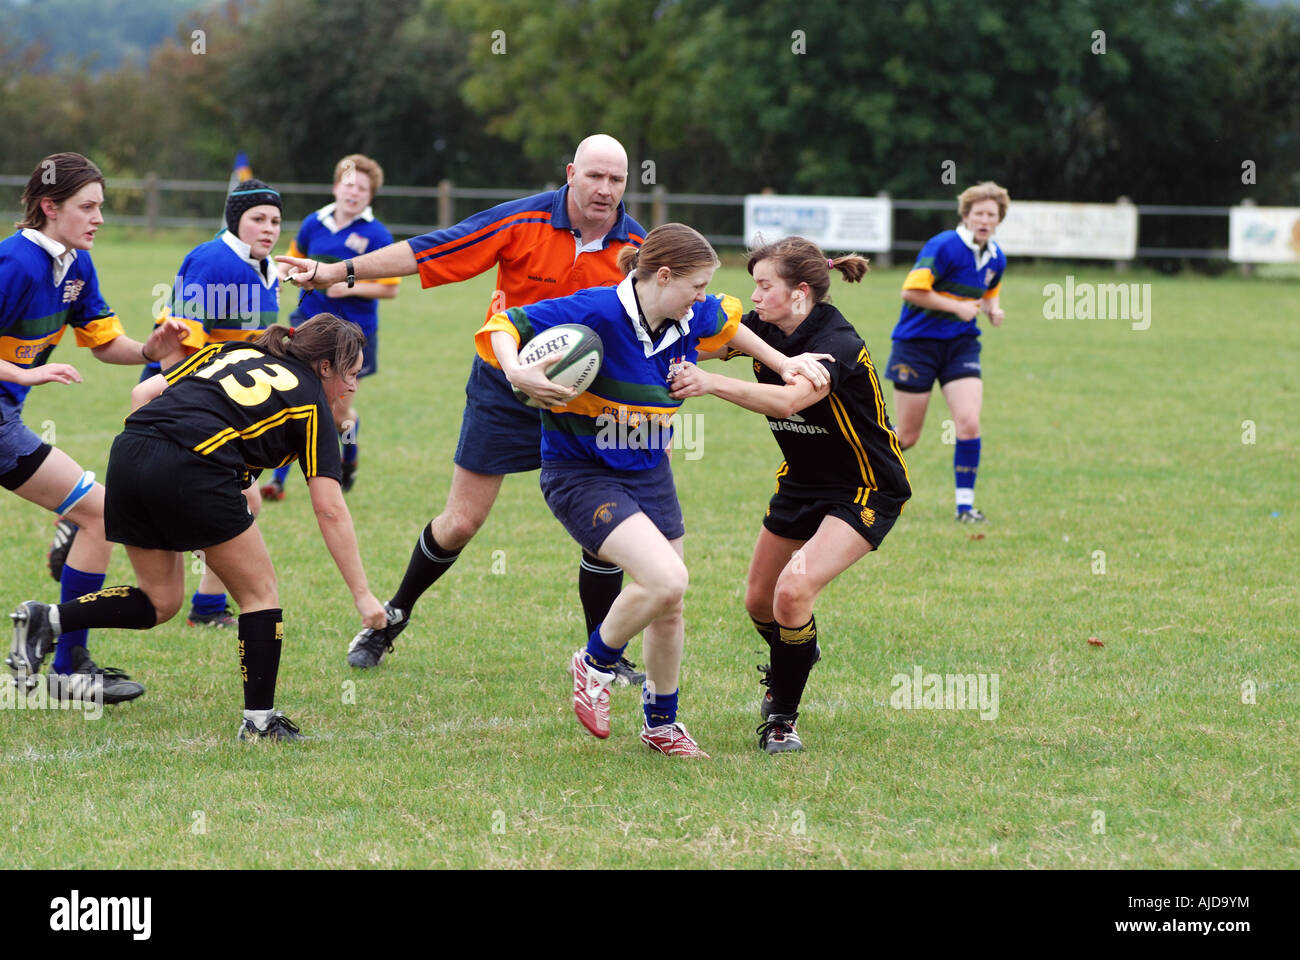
[1229,206,1300,263]
[993,201,1139,259]
[743,195,892,252]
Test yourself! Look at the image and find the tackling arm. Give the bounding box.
[669,362,829,420]
[721,323,833,388]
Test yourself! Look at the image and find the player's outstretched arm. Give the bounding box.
[0,358,82,386]
[278,240,418,291]
[90,318,190,365]
[669,361,828,419]
[306,475,387,629]
[716,324,833,388]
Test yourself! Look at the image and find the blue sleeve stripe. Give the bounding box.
[417,216,553,263]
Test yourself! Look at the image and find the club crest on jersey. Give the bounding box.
[62,279,85,304]
[345,233,370,255]
[666,356,688,381]
[984,268,996,287]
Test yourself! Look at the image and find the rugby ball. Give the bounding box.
[511,323,603,408]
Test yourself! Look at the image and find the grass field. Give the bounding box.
[3,228,1297,869]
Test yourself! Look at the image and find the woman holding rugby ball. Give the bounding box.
[477,222,824,758]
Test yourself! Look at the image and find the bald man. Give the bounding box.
[278,135,649,678]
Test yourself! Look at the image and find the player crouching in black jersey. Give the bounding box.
[669,237,911,754]
[8,314,387,740]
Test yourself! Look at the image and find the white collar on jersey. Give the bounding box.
[21,228,78,286]
[616,274,694,357]
[316,202,375,233]
[220,230,278,289]
[573,232,607,262]
[956,224,1001,271]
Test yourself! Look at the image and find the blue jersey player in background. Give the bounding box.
[884,182,1009,523]
[144,179,286,628]
[263,154,399,498]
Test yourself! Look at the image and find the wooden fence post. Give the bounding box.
[438,179,452,230]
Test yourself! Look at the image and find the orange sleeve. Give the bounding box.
[901,268,935,292]
[474,312,522,367]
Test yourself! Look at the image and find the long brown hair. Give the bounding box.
[17,153,105,230]
[617,222,718,280]
[747,236,869,305]
[254,313,364,380]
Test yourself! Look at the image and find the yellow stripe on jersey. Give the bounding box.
[828,393,876,492]
[154,306,206,351]
[983,283,1001,299]
[0,328,65,364]
[193,404,320,474]
[474,313,522,365]
[902,268,934,292]
[71,314,125,349]
[287,240,304,259]
[934,289,978,304]
[860,348,911,493]
[164,343,222,383]
[552,391,678,425]
[696,294,743,353]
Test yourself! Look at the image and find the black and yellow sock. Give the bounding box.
[238,608,283,712]
[56,585,157,633]
[579,551,623,635]
[769,615,819,716]
[750,616,779,650]
[390,524,462,614]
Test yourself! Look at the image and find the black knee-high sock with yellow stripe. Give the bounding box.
[238,609,283,711]
[769,616,819,716]
[751,616,779,649]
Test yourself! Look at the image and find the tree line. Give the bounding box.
[3,0,1297,259]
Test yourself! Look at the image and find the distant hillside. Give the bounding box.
[1,0,226,72]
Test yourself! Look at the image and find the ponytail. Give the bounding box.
[253,313,363,379]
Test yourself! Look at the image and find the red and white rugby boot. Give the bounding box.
[570,649,615,738]
[640,721,710,758]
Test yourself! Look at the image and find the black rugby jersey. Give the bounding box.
[728,303,911,508]
[129,341,342,487]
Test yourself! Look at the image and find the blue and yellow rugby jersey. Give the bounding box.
[160,231,280,354]
[892,227,1006,341]
[410,187,644,320]
[475,275,741,471]
[128,341,341,488]
[0,230,124,414]
[287,204,398,336]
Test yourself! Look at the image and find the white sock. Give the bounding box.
[47,604,62,634]
[243,708,274,730]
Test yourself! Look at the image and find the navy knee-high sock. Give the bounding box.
[52,564,105,672]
